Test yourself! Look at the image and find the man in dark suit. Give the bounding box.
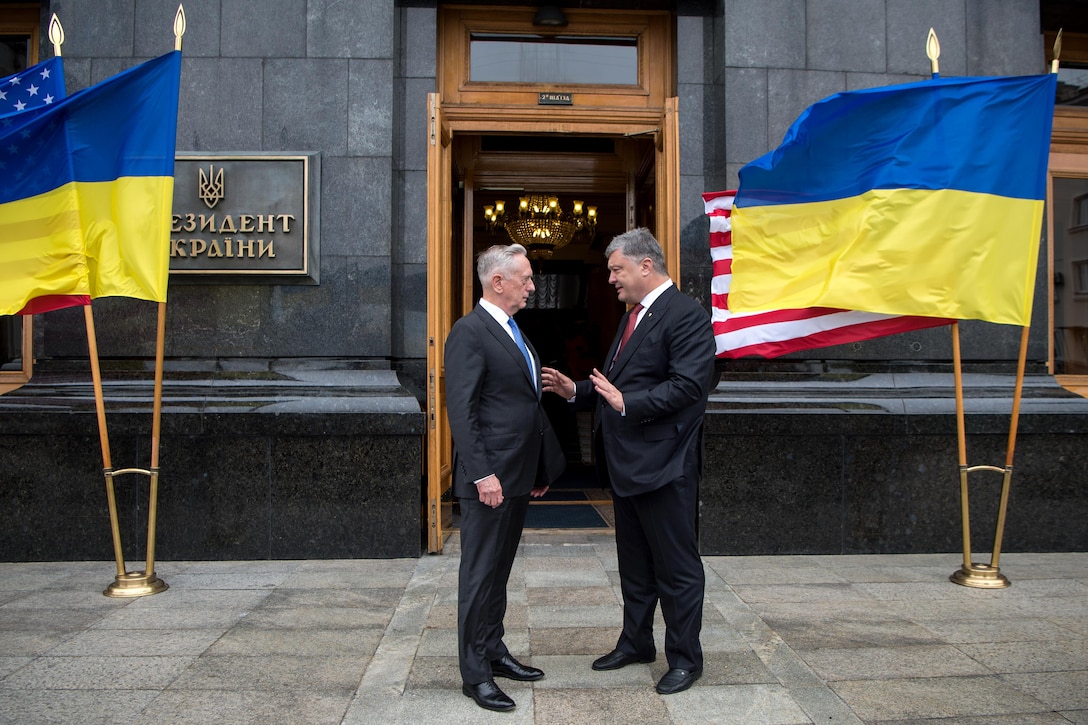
[445,243,566,713]
[542,228,716,695]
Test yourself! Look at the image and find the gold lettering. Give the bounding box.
[236,238,255,257]
[277,214,294,233]
[190,239,207,256]
[258,240,275,258]
[180,213,197,233]
[257,214,275,233]
[224,238,234,258]
[208,240,223,258]
[171,215,183,233]
[220,215,237,233]
[199,214,216,232]
[239,215,254,233]
[170,239,187,257]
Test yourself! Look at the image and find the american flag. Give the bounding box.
[704,189,951,359]
[1,57,65,120]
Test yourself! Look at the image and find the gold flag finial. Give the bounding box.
[174,5,187,51]
[1051,29,1062,74]
[926,28,940,76]
[48,14,64,57]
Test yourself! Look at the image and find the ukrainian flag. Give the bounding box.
[732,73,1057,327]
[0,51,181,317]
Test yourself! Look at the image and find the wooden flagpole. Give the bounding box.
[95,6,185,597]
[946,30,1060,588]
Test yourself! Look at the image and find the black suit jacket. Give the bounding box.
[445,304,566,499]
[575,285,716,497]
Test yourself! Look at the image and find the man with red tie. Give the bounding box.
[542,228,716,695]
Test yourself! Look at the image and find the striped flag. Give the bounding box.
[704,190,950,359]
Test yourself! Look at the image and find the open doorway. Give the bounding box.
[461,132,659,529]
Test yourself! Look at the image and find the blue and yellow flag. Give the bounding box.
[732,74,1057,326]
[0,51,181,317]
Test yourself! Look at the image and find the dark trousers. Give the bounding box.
[457,492,530,685]
[612,476,704,671]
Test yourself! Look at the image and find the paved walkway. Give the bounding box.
[1,533,1086,724]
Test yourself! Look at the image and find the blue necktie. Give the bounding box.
[508,318,536,388]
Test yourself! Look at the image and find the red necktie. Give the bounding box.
[614,303,644,361]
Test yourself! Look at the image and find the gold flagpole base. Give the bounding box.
[950,563,1010,589]
[104,571,169,598]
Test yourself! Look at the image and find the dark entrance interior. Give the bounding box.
[454,132,658,529]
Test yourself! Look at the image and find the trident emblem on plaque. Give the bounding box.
[198,164,225,209]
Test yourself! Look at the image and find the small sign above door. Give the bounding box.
[538,92,573,105]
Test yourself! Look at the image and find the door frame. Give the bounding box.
[425,5,679,552]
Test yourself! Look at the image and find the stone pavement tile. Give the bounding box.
[528,604,621,629]
[166,653,367,693]
[662,684,811,725]
[233,605,393,629]
[857,581,1011,601]
[786,685,864,725]
[703,562,850,586]
[653,650,775,687]
[0,590,131,611]
[0,656,30,678]
[753,601,941,649]
[0,688,158,725]
[0,608,110,631]
[160,564,298,590]
[533,686,669,725]
[0,629,78,657]
[958,639,1088,673]
[532,654,655,689]
[987,578,1088,599]
[731,582,876,605]
[50,628,223,656]
[829,674,1050,720]
[243,586,404,609]
[1003,670,1088,710]
[526,585,617,606]
[416,625,457,656]
[877,714,1075,725]
[1063,710,1088,724]
[1052,616,1088,636]
[524,567,612,588]
[693,621,749,652]
[119,589,270,609]
[132,689,350,725]
[1,654,196,689]
[207,627,384,656]
[405,654,460,689]
[425,602,456,628]
[882,597,1027,621]
[912,616,1080,643]
[346,685,538,725]
[1011,595,1088,617]
[530,626,617,656]
[89,606,252,631]
[797,643,988,681]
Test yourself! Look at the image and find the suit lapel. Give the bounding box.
[475,305,537,393]
[610,287,676,375]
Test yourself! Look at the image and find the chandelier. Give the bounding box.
[484,194,597,259]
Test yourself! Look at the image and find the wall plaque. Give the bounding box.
[170,153,320,282]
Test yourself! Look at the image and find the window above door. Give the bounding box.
[438,6,673,110]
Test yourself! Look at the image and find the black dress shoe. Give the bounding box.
[491,653,544,681]
[656,667,702,694]
[462,680,515,712]
[591,648,655,671]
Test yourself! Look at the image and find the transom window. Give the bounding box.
[469,34,638,85]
